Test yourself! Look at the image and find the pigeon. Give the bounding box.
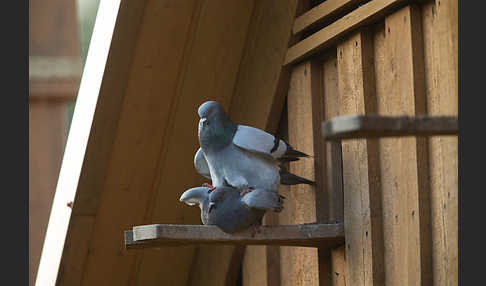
[195,100,314,193]
[179,185,284,234]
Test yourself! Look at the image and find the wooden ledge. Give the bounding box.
[322,114,458,140]
[124,223,344,249]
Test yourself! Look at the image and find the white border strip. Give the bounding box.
[35,0,121,285]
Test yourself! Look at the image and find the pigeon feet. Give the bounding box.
[202,183,216,192]
[240,187,254,196]
[250,222,262,237]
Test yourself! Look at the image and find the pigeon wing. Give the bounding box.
[241,188,284,212]
[232,125,288,160]
[194,148,211,179]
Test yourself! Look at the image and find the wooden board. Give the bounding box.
[285,0,409,65]
[322,114,458,140]
[293,0,365,35]
[125,224,345,248]
[282,61,319,286]
[421,1,458,285]
[376,5,432,286]
[337,30,384,286]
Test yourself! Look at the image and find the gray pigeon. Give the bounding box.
[179,185,284,233]
[195,100,314,192]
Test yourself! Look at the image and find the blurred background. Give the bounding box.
[29,0,100,285]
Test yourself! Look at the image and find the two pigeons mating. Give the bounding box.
[180,101,314,234]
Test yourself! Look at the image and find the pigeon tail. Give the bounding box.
[279,167,315,186]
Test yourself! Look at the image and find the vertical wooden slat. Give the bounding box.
[337,30,384,286]
[322,52,344,224]
[377,5,432,286]
[422,1,458,285]
[282,61,319,286]
[321,50,347,286]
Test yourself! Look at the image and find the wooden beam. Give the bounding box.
[322,114,458,140]
[293,0,365,35]
[422,0,458,285]
[283,61,320,286]
[337,30,384,286]
[125,224,345,248]
[285,0,409,65]
[378,5,432,286]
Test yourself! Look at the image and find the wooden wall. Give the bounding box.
[239,0,457,285]
[29,0,81,285]
[36,0,457,285]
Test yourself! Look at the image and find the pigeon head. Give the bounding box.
[179,186,212,224]
[197,101,237,151]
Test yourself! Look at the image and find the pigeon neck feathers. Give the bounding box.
[198,102,237,152]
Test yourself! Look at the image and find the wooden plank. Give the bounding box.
[321,51,344,223]
[293,0,365,35]
[320,50,347,286]
[377,5,432,286]
[125,224,345,248]
[285,0,409,65]
[283,61,319,286]
[337,30,384,286]
[322,114,458,140]
[307,58,336,286]
[421,1,458,285]
[54,216,95,286]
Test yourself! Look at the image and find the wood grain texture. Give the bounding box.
[321,51,344,223]
[282,62,319,286]
[186,1,300,285]
[125,224,345,248]
[132,1,256,285]
[331,245,347,286]
[421,1,458,285]
[285,0,409,65]
[293,0,365,35]
[337,30,384,286]
[322,114,458,140]
[376,5,432,286]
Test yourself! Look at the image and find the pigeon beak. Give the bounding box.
[208,202,216,213]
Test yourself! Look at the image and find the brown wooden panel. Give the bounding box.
[321,50,347,286]
[29,101,68,286]
[55,216,95,286]
[377,5,432,286]
[281,62,319,286]
[70,1,202,285]
[285,0,409,65]
[132,1,256,285]
[337,30,384,286]
[293,0,365,35]
[331,245,347,286]
[421,1,458,285]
